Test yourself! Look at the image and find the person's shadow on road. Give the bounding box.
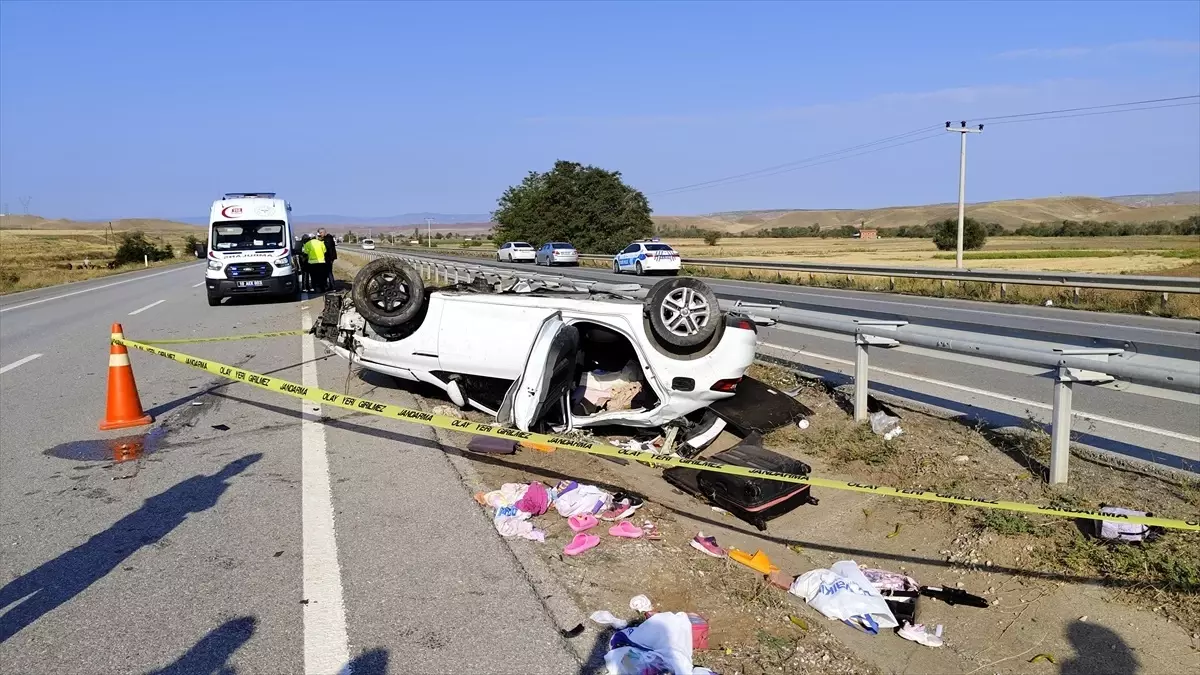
[0,454,262,644]
[145,616,257,675]
[1059,619,1140,675]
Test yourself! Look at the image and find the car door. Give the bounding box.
[617,244,639,270]
[497,313,580,432]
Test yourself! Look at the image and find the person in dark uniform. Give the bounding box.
[297,234,312,292]
[320,229,338,289]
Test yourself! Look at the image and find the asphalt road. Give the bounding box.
[0,265,581,674]
[390,250,1200,470]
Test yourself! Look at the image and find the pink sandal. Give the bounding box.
[609,521,643,538]
[569,514,599,533]
[564,533,600,556]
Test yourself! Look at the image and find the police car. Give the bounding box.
[612,238,682,276]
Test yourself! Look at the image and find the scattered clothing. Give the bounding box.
[554,483,612,518]
[789,560,899,634]
[690,533,727,558]
[605,611,707,675]
[898,622,943,648]
[575,362,646,412]
[493,514,545,543]
[861,568,920,593]
[1087,506,1162,543]
[483,483,529,510]
[515,481,550,516]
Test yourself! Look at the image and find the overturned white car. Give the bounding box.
[314,258,759,432]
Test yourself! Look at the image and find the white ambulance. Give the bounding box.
[203,193,300,306]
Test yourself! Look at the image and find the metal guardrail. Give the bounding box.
[377,245,1200,294]
[361,250,1199,484]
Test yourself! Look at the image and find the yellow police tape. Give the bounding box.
[136,330,307,345]
[114,335,1199,532]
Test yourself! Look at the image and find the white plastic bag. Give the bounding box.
[789,560,898,634]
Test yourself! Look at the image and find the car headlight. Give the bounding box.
[274,255,292,268]
[207,260,223,271]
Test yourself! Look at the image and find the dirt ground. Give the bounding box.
[0,229,195,294]
[412,363,1200,675]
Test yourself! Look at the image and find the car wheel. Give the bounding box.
[612,260,620,274]
[635,261,644,276]
[351,258,426,328]
[207,294,221,307]
[645,277,719,349]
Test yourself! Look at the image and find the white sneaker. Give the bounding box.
[898,622,943,648]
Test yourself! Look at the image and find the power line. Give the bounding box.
[649,125,942,196]
[653,131,945,197]
[973,94,1199,123]
[649,94,1200,196]
[983,100,1199,126]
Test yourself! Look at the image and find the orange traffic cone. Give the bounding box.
[99,323,153,430]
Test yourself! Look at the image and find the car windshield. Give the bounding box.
[212,220,286,250]
[552,243,574,249]
[645,243,674,252]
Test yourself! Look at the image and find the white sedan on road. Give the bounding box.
[315,258,758,431]
[613,239,682,276]
[497,241,536,263]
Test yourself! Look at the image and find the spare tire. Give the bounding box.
[645,277,719,349]
[351,258,425,329]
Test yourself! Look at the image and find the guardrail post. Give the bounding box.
[851,320,905,423]
[854,337,870,422]
[1050,366,1073,484]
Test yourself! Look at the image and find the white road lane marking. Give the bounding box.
[300,312,350,675]
[128,299,166,315]
[760,342,1200,445]
[0,264,199,313]
[192,281,206,288]
[0,353,43,375]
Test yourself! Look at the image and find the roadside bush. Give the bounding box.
[702,230,721,246]
[932,218,988,251]
[112,231,174,266]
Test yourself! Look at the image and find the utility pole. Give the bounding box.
[425,218,433,247]
[945,121,983,269]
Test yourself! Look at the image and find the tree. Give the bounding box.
[434,232,444,240]
[492,160,653,253]
[932,217,988,251]
[113,231,172,266]
[702,230,721,246]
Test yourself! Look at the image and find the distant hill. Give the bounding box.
[0,215,199,231]
[653,194,1200,235]
[1106,191,1199,207]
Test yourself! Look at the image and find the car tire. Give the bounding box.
[351,257,426,329]
[612,260,620,274]
[207,294,221,307]
[635,261,644,276]
[645,277,719,349]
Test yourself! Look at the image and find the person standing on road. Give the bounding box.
[302,234,328,293]
[320,228,338,289]
[297,235,312,292]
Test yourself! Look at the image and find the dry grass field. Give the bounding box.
[667,235,1200,273]
[0,227,198,295]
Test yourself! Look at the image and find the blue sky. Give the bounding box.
[1,0,1198,220]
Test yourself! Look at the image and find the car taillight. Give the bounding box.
[711,377,741,392]
[724,314,758,332]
